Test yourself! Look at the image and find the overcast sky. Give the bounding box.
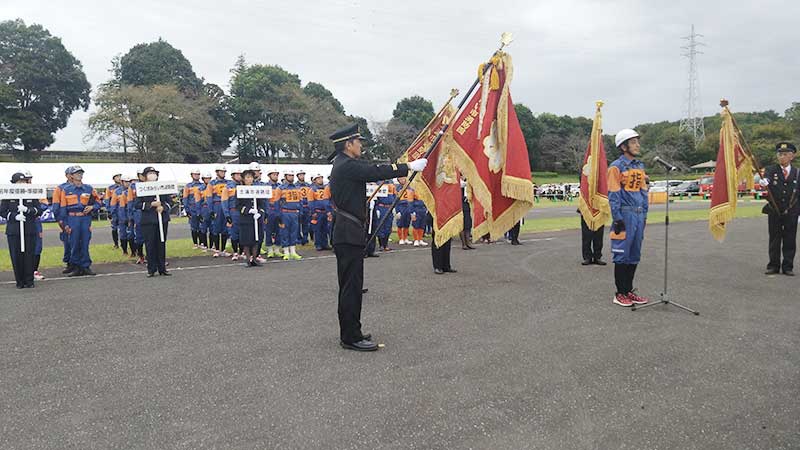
[3,0,798,150]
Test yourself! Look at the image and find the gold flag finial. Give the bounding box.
[720,99,729,108]
[449,88,460,100]
[595,100,604,110]
[500,32,514,49]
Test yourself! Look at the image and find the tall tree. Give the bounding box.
[0,19,91,154]
[303,82,345,115]
[116,39,202,93]
[514,103,543,170]
[392,96,434,130]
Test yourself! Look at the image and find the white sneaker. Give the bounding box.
[419,241,429,246]
[413,240,420,247]
[221,251,231,257]
[231,254,239,261]
[33,271,44,280]
[193,244,199,249]
[213,252,220,258]
[255,256,267,263]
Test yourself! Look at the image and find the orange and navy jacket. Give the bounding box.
[376,183,396,207]
[396,183,414,205]
[298,182,314,211]
[274,182,302,212]
[110,184,129,220]
[57,183,102,221]
[225,180,238,215]
[50,181,71,228]
[205,178,229,214]
[607,155,649,221]
[183,180,205,216]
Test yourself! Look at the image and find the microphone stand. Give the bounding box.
[632,157,699,315]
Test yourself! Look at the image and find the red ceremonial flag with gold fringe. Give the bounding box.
[400,102,463,247]
[444,52,534,239]
[578,101,611,230]
[709,103,754,242]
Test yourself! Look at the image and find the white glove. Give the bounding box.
[253,212,261,220]
[249,208,259,215]
[758,178,769,187]
[408,158,428,172]
[15,213,26,222]
[17,204,28,213]
[395,213,401,220]
[376,210,381,219]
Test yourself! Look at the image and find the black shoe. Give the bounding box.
[251,260,262,267]
[67,268,84,277]
[581,259,593,266]
[16,284,24,289]
[444,268,458,273]
[62,265,76,274]
[83,267,96,276]
[366,253,379,258]
[783,270,795,276]
[340,339,378,352]
[24,283,34,288]
[360,333,372,341]
[765,268,780,275]
[594,259,607,266]
[159,271,172,276]
[511,240,522,245]
[434,268,445,274]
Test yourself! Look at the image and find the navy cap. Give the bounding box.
[776,142,797,153]
[329,124,368,144]
[67,165,84,175]
[142,166,159,175]
[10,172,25,183]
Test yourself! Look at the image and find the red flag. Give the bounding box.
[444,52,534,239]
[709,104,754,242]
[401,103,463,246]
[578,101,611,230]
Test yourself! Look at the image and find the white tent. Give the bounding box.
[0,162,333,189]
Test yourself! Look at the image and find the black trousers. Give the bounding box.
[767,213,798,272]
[334,243,366,344]
[7,233,35,287]
[427,213,453,270]
[580,217,604,261]
[614,263,637,295]
[509,221,521,242]
[142,222,168,275]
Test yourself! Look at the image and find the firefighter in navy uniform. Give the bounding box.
[759,142,800,276]
[1,172,45,288]
[328,124,428,351]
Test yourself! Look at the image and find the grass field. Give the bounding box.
[1,204,765,271]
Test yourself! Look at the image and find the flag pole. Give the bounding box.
[365,33,514,249]
[721,99,782,214]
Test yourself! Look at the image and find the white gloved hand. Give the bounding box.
[758,178,769,187]
[249,208,259,215]
[17,204,28,213]
[408,158,428,172]
[376,210,381,219]
[15,213,26,222]
[395,213,401,220]
[253,212,261,220]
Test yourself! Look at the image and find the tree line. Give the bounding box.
[2,19,798,171]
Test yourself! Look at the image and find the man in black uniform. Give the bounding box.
[760,142,800,276]
[1,172,44,288]
[329,124,428,351]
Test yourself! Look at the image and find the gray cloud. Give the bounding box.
[2,0,798,150]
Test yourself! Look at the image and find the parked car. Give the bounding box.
[671,181,700,196]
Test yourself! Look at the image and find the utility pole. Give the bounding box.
[679,24,706,144]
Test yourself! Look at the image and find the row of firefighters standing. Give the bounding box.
[100,163,432,265]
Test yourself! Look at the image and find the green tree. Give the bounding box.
[392,96,434,130]
[116,39,202,93]
[514,103,543,170]
[0,19,91,154]
[304,82,345,115]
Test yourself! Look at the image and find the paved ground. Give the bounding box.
[1,217,797,449]
[0,199,749,250]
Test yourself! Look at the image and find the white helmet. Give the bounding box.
[248,162,261,171]
[22,169,32,178]
[202,171,213,178]
[615,129,640,148]
[230,166,243,174]
[312,174,323,181]
[190,167,201,174]
[215,165,227,172]
[125,173,136,181]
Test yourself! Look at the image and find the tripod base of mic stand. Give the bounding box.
[631,292,699,315]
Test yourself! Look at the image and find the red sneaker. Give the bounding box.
[613,293,633,307]
[628,291,649,305]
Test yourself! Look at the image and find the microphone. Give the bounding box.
[653,156,678,172]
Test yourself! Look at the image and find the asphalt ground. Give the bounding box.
[0,217,797,449]
[0,199,744,250]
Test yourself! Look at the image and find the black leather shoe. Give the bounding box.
[83,267,96,276]
[783,270,795,276]
[434,268,445,274]
[340,339,378,351]
[147,272,155,277]
[67,268,84,277]
[765,268,780,275]
[361,333,372,341]
[511,240,522,245]
[581,259,593,266]
[159,271,172,276]
[24,283,34,288]
[594,259,608,266]
[62,265,76,274]
[444,268,458,273]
